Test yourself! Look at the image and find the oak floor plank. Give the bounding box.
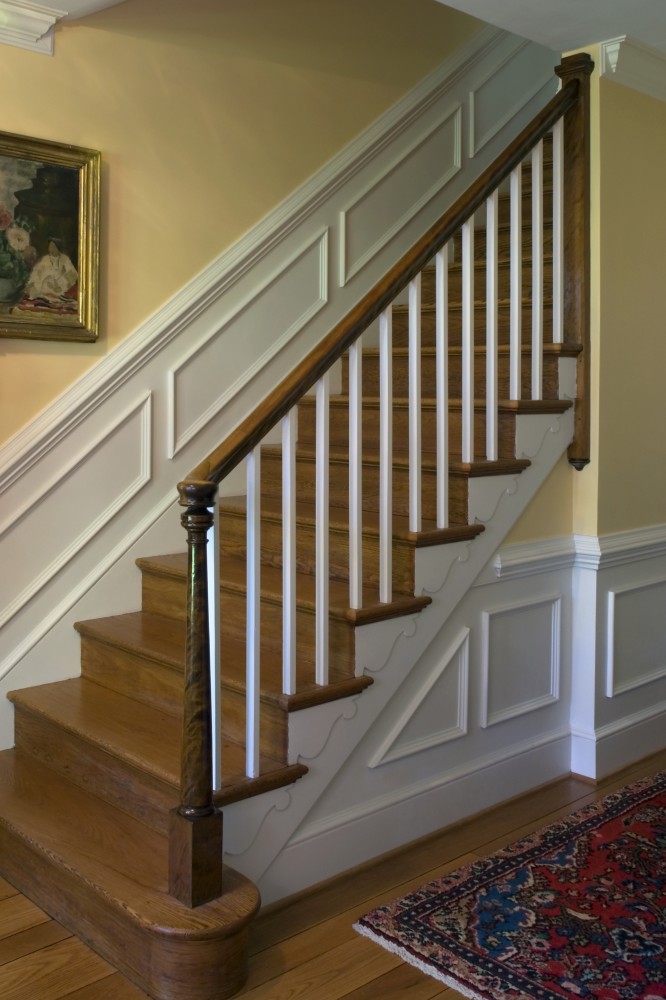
[62,973,151,998]
[244,854,477,992]
[1,749,664,999]
[0,922,71,966]
[0,937,114,1000]
[0,893,50,938]
[238,937,402,1000]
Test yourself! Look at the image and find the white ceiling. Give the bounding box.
[437,0,666,56]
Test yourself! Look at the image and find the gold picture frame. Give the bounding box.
[0,130,100,342]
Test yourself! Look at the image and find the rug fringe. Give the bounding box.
[353,921,485,1000]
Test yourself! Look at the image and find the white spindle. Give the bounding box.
[408,275,422,532]
[531,139,544,399]
[435,248,449,528]
[486,190,498,461]
[282,409,297,696]
[509,166,522,400]
[246,446,261,778]
[208,493,221,791]
[315,374,329,684]
[461,219,474,464]
[348,340,363,610]
[552,120,564,345]
[379,308,393,603]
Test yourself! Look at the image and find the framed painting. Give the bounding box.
[0,130,100,342]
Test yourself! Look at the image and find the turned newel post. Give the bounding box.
[169,479,223,908]
[555,52,594,471]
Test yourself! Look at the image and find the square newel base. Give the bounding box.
[168,807,224,908]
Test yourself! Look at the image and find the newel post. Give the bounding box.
[555,52,594,471]
[169,479,223,908]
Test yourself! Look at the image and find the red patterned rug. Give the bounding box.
[354,771,666,999]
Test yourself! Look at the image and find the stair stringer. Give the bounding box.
[221,403,575,905]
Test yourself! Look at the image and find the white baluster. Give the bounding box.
[207,493,221,791]
[552,120,564,345]
[486,190,498,461]
[316,373,329,685]
[461,219,474,464]
[246,445,261,778]
[532,139,544,399]
[348,340,363,610]
[379,308,393,603]
[282,409,297,696]
[409,275,422,532]
[510,166,522,400]
[435,248,449,529]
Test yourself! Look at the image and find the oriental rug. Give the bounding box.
[354,770,666,999]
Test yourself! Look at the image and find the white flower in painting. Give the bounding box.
[6,226,29,252]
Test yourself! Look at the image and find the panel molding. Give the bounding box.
[167,230,328,459]
[367,627,469,767]
[339,106,462,285]
[0,392,152,631]
[480,594,561,727]
[605,576,666,697]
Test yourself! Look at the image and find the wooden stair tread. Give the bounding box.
[76,611,373,712]
[219,493,477,540]
[303,394,573,413]
[9,678,302,801]
[138,553,432,623]
[263,442,531,478]
[0,750,259,934]
[351,341,582,358]
[0,749,261,998]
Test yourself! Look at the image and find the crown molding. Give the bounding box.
[0,0,125,54]
[600,35,666,103]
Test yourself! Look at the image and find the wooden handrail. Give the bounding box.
[170,53,593,907]
[185,68,584,488]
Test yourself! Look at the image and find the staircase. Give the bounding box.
[0,57,591,1000]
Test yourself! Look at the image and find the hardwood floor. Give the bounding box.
[1,748,664,999]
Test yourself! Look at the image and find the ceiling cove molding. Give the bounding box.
[600,35,666,103]
[0,0,125,54]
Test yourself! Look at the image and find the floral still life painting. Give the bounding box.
[0,130,100,342]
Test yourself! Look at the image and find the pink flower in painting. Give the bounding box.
[0,206,12,231]
[6,226,29,252]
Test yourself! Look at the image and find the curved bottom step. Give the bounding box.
[0,751,260,1000]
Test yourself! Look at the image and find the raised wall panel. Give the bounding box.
[481,594,561,727]
[606,578,666,697]
[0,394,152,630]
[368,628,469,767]
[339,106,461,285]
[168,231,328,458]
[469,42,554,157]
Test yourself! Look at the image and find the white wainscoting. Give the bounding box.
[0,27,560,750]
[248,526,666,903]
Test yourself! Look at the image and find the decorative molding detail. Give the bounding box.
[0,392,152,632]
[0,0,125,55]
[574,524,666,572]
[605,576,666,697]
[287,724,570,848]
[167,230,328,459]
[469,41,553,156]
[493,535,575,580]
[0,24,543,498]
[480,594,561,727]
[339,106,462,285]
[367,627,469,768]
[600,36,666,105]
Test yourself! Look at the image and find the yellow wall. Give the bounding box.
[0,0,480,444]
[595,77,666,534]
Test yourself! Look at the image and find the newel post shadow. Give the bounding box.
[555,52,594,471]
[169,479,223,908]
